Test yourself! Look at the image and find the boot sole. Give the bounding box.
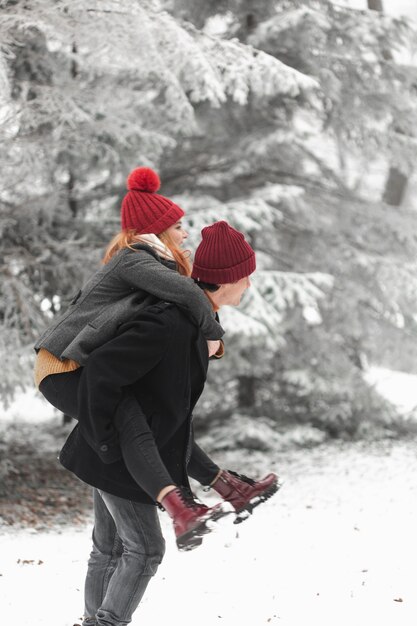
[176,505,233,551]
[234,478,284,524]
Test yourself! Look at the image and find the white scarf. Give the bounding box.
[136,233,175,261]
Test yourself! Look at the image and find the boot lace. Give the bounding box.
[179,487,203,509]
[228,469,256,485]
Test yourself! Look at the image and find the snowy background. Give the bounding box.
[2,1,417,625]
[340,0,417,20]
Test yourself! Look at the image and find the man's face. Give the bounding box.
[218,276,251,306]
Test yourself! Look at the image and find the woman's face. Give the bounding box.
[164,221,188,247]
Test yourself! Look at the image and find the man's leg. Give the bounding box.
[89,489,165,626]
[83,489,123,625]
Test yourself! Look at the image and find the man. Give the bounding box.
[61,221,280,626]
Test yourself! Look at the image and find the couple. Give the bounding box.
[34,166,280,626]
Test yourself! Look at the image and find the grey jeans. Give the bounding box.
[82,489,166,626]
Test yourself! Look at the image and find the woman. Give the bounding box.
[34,166,223,371]
[34,166,231,537]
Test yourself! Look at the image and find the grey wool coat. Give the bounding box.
[34,243,224,364]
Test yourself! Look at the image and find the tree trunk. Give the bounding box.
[382,168,408,206]
[67,169,78,217]
[67,41,79,219]
[71,41,78,78]
[367,0,384,11]
[245,13,257,32]
[63,39,79,421]
[237,375,256,410]
[367,0,409,206]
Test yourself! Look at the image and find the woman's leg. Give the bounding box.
[39,369,82,418]
[40,370,220,496]
[113,391,175,501]
[187,440,221,486]
[39,371,175,502]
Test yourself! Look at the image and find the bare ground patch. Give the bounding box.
[0,417,93,530]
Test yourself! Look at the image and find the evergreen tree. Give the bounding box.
[2,0,417,443]
[366,0,412,206]
[173,0,417,201]
[162,0,417,437]
[0,0,315,405]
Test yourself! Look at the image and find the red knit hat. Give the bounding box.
[121,167,184,234]
[191,221,256,284]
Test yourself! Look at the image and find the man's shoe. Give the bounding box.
[211,470,282,524]
[161,487,231,551]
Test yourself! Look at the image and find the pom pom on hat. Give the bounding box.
[121,166,184,235]
[127,167,160,193]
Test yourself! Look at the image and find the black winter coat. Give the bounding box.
[59,302,209,504]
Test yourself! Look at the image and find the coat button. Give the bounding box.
[100,444,108,452]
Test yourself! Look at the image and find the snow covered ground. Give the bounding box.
[1,367,417,626]
[2,438,417,626]
[364,366,417,416]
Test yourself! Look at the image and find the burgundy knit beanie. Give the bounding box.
[191,221,256,284]
[121,167,184,234]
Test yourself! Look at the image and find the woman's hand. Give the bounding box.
[206,340,221,357]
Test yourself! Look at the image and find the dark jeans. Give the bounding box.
[82,488,165,626]
[39,371,219,498]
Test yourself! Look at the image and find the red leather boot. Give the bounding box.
[161,487,231,551]
[211,470,282,523]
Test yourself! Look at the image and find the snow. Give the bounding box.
[364,366,417,415]
[2,370,417,625]
[333,0,417,21]
[1,439,417,626]
[0,387,55,423]
[302,304,323,325]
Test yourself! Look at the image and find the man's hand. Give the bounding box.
[206,339,221,357]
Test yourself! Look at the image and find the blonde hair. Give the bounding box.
[102,229,192,277]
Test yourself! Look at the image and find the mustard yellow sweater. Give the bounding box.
[34,349,80,388]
